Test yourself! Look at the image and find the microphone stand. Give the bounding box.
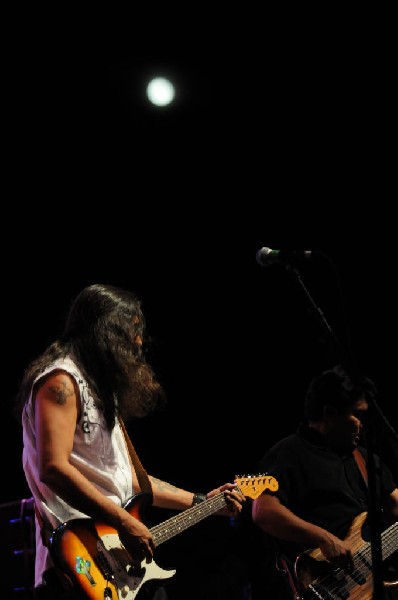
[285,263,387,600]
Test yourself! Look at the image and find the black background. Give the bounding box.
[2,15,397,598]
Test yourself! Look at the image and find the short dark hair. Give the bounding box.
[304,365,375,421]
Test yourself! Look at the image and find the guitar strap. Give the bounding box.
[119,417,153,495]
[353,448,368,487]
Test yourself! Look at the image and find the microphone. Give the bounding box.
[256,247,313,267]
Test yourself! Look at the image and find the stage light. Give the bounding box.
[146,76,175,107]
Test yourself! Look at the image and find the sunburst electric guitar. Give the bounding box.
[293,512,398,600]
[49,474,278,600]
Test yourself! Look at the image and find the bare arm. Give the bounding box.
[252,493,354,568]
[146,476,245,515]
[34,370,154,561]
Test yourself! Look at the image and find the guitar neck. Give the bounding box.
[358,520,398,565]
[150,492,227,547]
[381,521,398,561]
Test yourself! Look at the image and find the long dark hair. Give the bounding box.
[15,284,166,428]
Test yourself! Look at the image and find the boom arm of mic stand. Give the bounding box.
[285,265,354,373]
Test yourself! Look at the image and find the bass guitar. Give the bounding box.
[293,511,398,600]
[49,474,277,600]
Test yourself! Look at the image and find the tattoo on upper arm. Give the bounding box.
[49,382,74,405]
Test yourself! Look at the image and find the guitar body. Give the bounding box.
[295,512,398,600]
[50,493,175,600]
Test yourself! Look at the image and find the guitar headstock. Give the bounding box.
[235,473,279,499]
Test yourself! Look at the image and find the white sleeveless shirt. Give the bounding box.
[22,356,135,586]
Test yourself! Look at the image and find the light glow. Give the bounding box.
[146,77,175,107]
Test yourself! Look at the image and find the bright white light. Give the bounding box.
[146,77,175,107]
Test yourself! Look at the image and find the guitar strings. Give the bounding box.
[150,493,227,546]
[310,522,397,598]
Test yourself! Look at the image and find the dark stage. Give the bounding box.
[2,35,397,599]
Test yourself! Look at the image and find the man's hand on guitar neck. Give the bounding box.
[208,482,246,517]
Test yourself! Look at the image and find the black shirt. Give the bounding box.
[256,422,396,558]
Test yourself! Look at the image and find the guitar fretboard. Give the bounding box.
[355,521,398,572]
[150,492,227,546]
[376,521,397,562]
